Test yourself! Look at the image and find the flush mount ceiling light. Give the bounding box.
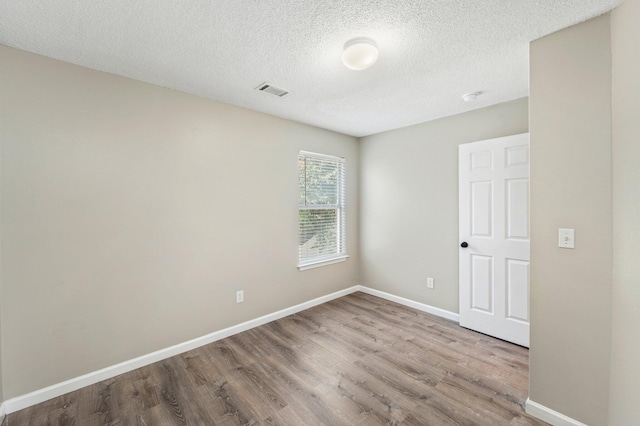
[342,37,379,71]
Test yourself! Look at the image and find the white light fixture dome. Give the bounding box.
[342,38,379,71]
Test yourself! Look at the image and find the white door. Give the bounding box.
[459,133,530,347]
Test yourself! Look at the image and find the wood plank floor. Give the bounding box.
[6,292,547,425]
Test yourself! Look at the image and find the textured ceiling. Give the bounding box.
[0,0,624,137]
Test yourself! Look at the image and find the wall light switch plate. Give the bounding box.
[558,229,575,249]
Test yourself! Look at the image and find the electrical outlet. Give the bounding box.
[236,290,244,304]
[427,277,435,289]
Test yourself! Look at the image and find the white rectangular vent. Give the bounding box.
[255,82,289,98]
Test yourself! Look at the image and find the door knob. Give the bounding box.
[460,242,468,248]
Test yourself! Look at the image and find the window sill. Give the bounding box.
[298,255,349,271]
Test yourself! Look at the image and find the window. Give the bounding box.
[298,151,346,269]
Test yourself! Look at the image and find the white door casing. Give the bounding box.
[459,133,530,347]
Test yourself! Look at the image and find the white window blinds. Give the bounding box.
[298,151,346,267]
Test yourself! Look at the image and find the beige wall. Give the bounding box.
[610,0,640,424]
[359,99,528,313]
[529,14,612,425]
[0,100,3,402]
[0,45,360,398]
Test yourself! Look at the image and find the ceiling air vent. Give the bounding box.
[255,82,290,98]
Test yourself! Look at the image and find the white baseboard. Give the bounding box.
[525,398,588,426]
[357,286,460,322]
[0,401,6,425]
[4,285,458,414]
[4,286,361,414]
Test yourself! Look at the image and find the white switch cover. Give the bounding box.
[558,229,575,249]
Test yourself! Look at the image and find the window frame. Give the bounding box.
[297,151,348,270]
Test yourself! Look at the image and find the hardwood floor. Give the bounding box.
[6,292,547,425]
